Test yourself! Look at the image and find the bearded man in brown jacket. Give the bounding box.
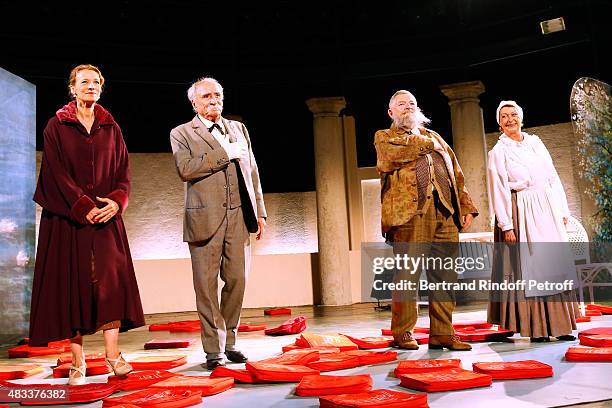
[374,90,479,351]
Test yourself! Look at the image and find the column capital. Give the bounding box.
[306,97,346,116]
[440,81,485,103]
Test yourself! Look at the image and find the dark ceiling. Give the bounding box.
[1,0,610,192]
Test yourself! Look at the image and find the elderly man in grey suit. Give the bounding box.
[170,77,267,370]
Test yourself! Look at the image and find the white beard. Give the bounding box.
[392,108,431,129]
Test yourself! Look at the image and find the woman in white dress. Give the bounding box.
[487,100,580,342]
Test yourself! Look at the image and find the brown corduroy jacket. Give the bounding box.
[374,127,479,234]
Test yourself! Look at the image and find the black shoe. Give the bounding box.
[556,335,576,341]
[204,358,225,370]
[225,350,248,363]
[530,337,550,343]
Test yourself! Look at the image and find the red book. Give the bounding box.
[453,321,493,330]
[246,361,319,382]
[129,355,187,370]
[394,359,462,377]
[144,339,194,349]
[586,304,612,314]
[0,364,44,380]
[259,349,320,366]
[8,345,65,358]
[380,330,429,344]
[586,310,603,316]
[472,360,553,380]
[282,343,306,352]
[576,316,591,323]
[345,350,398,366]
[238,323,267,332]
[57,352,106,365]
[579,327,612,336]
[319,389,428,408]
[565,346,612,362]
[296,374,373,396]
[53,360,110,378]
[149,320,200,332]
[298,333,358,350]
[149,375,234,396]
[340,334,393,349]
[579,334,612,347]
[306,352,361,372]
[47,339,72,352]
[413,332,429,345]
[103,389,202,407]
[210,366,258,383]
[168,323,201,333]
[399,368,492,392]
[264,316,307,335]
[107,370,179,391]
[264,307,292,316]
[454,327,514,342]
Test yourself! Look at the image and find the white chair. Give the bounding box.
[566,216,612,306]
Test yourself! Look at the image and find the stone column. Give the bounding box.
[306,97,352,305]
[440,81,491,232]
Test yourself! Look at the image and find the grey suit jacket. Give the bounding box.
[170,115,267,242]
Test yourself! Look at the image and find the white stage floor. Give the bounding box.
[3,308,611,407]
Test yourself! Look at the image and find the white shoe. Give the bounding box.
[106,352,133,376]
[67,352,87,386]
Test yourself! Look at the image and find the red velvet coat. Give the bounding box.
[29,102,145,346]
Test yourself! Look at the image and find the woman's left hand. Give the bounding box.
[93,197,119,223]
[563,217,568,225]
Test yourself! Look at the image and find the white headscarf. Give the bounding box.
[496,100,523,125]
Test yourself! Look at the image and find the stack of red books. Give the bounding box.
[264,307,292,316]
[394,359,462,377]
[149,375,234,396]
[102,389,202,407]
[264,316,307,336]
[295,374,373,396]
[344,350,397,365]
[340,334,393,349]
[306,353,361,372]
[238,323,267,332]
[107,370,179,391]
[565,347,612,362]
[210,366,258,383]
[0,364,44,380]
[129,355,187,370]
[319,389,428,408]
[245,361,319,382]
[472,360,553,380]
[399,368,492,392]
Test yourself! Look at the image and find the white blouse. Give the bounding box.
[487,132,570,231]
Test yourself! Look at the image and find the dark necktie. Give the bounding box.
[208,123,224,135]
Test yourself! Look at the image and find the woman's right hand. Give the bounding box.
[85,207,101,224]
[503,229,517,243]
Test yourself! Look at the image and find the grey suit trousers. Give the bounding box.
[188,206,249,360]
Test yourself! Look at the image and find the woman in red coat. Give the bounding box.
[29,64,145,385]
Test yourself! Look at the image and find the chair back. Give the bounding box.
[566,215,590,264]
